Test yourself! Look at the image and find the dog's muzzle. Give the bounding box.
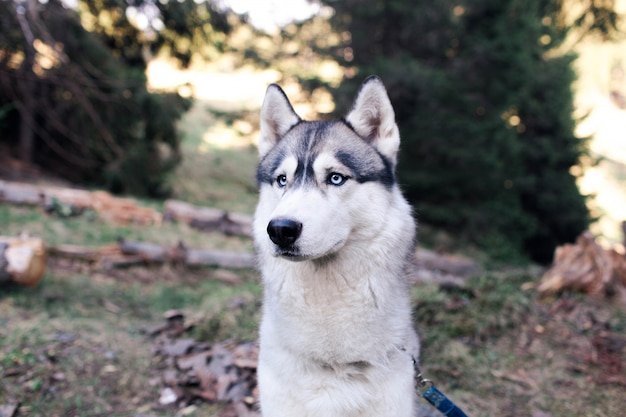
[267,218,302,249]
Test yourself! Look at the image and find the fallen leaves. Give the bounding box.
[589,331,626,386]
[151,311,260,417]
[544,297,626,388]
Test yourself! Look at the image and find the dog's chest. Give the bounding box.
[265,265,408,364]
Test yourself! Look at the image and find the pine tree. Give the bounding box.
[324,0,599,262]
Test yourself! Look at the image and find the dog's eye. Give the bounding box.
[327,173,347,186]
[276,174,288,187]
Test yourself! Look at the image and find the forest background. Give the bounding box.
[2,2,626,417]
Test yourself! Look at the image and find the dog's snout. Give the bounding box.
[267,218,302,248]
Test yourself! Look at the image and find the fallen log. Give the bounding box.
[90,191,162,225]
[185,247,256,269]
[0,235,46,287]
[47,243,119,262]
[163,199,253,238]
[415,247,479,277]
[0,180,255,235]
[48,240,256,271]
[0,180,43,205]
[0,180,161,225]
[118,239,184,262]
[119,239,256,269]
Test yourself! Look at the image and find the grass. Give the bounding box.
[413,273,626,417]
[1,267,262,416]
[166,100,260,213]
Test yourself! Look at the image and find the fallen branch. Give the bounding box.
[411,247,479,287]
[47,243,119,262]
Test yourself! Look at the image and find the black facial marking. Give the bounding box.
[292,122,329,186]
[257,147,286,185]
[293,158,307,186]
[335,150,395,188]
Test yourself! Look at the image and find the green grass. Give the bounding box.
[166,100,260,213]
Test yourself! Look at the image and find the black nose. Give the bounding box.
[267,218,302,248]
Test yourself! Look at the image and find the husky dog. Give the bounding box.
[254,76,421,417]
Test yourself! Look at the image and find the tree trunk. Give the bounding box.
[14,0,38,163]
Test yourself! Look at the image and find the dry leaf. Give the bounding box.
[160,338,196,357]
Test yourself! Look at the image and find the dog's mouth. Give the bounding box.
[280,253,308,262]
[272,239,346,262]
[272,246,308,262]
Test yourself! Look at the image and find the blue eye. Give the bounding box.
[276,175,288,187]
[328,173,347,186]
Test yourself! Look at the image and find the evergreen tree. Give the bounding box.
[322,0,610,262]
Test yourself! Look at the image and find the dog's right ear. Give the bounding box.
[258,84,301,158]
[345,76,400,166]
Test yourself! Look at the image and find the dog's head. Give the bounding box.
[254,76,403,261]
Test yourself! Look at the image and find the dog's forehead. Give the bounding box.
[287,120,387,160]
[285,120,358,151]
[257,119,395,187]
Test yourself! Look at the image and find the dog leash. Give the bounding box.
[412,357,470,417]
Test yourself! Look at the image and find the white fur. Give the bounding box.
[254,77,420,417]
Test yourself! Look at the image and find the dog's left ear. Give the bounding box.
[345,76,400,165]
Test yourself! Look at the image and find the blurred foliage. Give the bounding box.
[0,0,235,196]
[78,0,237,68]
[311,0,624,263]
[223,13,345,101]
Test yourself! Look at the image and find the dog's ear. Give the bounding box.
[259,84,301,157]
[345,76,400,165]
